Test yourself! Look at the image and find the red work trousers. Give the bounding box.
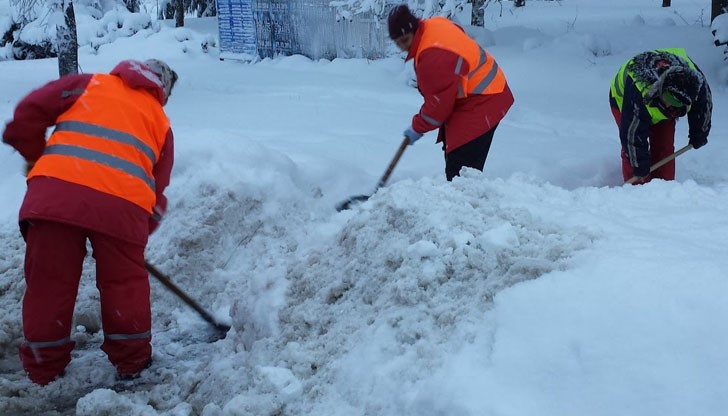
[19,220,152,385]
[611,106,676,183]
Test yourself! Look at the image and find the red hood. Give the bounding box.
[110,60,166,105]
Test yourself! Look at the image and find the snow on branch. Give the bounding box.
[329,0,468,21]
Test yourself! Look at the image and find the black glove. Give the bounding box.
[24,160,36,177]
[149,217,160,235]
[689,136,707,150]
[148,205,164,235]
[633,164,649,179]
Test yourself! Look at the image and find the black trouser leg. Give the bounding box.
[444,123,498,181]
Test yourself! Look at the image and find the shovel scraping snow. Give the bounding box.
[145,261,231,337]
[336,137,409,211]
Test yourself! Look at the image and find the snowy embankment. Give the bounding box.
[3,164,727,414]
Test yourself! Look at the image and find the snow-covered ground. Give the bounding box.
[1,0,728,414]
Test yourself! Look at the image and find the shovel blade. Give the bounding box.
[336,194,371,211]
[207,323,231,342]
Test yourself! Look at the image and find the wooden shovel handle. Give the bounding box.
[376,137,409,190]
[625,144,693,185]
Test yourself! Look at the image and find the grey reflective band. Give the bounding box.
[460,49,495,97]
[701,88,712,131]
[44,144,155,191]
[455,57,464,75]
[55,121,157,165]
[61,89,85,98]
[421,113,443,127]
[469,49,489,78]
[471,62,500,95]
[25,336,71,348]
[626,102,640,165]
[105,330,151,341]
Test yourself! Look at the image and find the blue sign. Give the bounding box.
[217,0,257,58]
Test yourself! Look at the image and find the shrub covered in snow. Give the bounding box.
[330,0,469,22]
[711,12,728,46]
[711,10,728,84]
[0,0,212,61]
[1,1,158,60]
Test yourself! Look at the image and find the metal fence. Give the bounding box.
[219,0,390,60]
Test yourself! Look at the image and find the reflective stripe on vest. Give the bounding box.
[105,330,151,341]
[24,336,72,349]
[55,121,157,165]
[27,74,169,213]
[44,144,155,190]
[415,17,507,99]
[610,48,696,123]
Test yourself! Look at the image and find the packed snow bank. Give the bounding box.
[162,172,728,415]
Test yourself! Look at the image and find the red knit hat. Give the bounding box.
[388,4,419,39]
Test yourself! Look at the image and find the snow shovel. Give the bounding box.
[625,144,693,185]
[145,261,231,336]
[336,137,409,211]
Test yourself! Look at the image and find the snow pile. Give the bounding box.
[0,225,24,358]
[162,172,594,414]
[268,174,594,413]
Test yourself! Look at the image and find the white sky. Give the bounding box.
[1,1,728,415]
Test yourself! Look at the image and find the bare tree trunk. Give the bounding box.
[713,0,728,21]
[162,1,175,20]
[175,0,184,27]
[471,0,485,26]
[57,0,78,77]
[514,0,525,7]
[124,0,139,12]
[662,0,671,7]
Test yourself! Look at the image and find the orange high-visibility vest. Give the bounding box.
[28,74,169,213]
[414,17,507,98]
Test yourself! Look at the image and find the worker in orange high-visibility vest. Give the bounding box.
[388,4,514,181]
[2,59,177,385]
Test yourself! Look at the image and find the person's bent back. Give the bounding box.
[2,59,177,385]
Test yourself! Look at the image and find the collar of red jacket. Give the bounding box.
[405,22,425,62]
